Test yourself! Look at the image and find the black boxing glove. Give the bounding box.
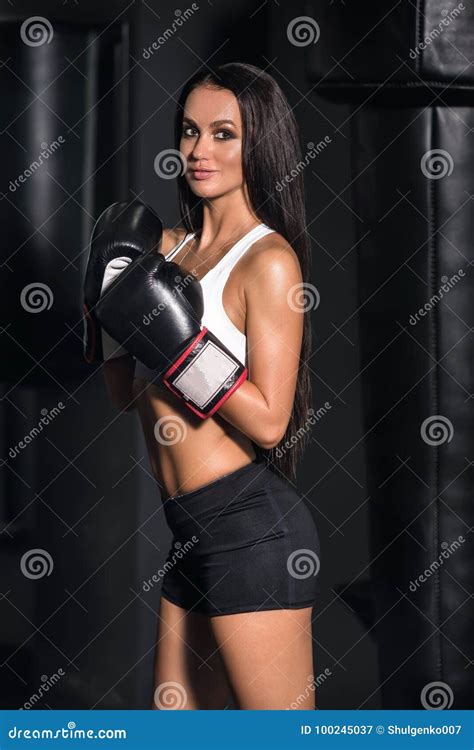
[95,250,248,419]
[82,200,163,363]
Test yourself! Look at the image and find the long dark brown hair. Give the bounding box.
[174,62,313,483]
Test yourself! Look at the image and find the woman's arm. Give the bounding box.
[217,244,304,449]
[103,355,137,412]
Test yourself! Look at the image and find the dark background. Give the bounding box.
[0,0,376,709]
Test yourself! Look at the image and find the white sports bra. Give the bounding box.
[134,222,275,380]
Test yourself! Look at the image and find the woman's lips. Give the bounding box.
[190,170,217,180]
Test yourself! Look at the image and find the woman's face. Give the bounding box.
[180,85,244,199]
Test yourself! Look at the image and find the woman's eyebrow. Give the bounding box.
[182,117,236,127]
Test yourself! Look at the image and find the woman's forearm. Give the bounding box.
[216,379,286,450]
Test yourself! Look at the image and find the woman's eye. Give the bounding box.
[181,127,233,139]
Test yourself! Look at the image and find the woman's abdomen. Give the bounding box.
[132,377,256,498]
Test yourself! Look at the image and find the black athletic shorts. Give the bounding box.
[160,459,321,616]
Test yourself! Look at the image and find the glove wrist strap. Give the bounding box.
[162,328,247,419]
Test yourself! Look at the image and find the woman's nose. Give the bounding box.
[190,134,212,159]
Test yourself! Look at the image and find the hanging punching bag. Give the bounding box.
[305,2,473,708]
[0,18,127,389]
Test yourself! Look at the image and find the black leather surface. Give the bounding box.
[306,1,474,92]
[306,0,474,708]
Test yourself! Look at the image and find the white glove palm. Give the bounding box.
[100,256,132,360]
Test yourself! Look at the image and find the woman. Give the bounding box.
[104,63,320,710]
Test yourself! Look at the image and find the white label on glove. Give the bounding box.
[171,341,238,408]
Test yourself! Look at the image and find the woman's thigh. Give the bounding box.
[152,596,233,709]
[209,606,316,709]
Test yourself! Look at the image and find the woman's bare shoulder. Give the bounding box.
[244,230,301,277]
[157,227,188,256]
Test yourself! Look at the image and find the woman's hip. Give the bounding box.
[162,458,320,558]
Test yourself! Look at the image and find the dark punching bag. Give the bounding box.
[306,2,473,708]
[0,18,127,389]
